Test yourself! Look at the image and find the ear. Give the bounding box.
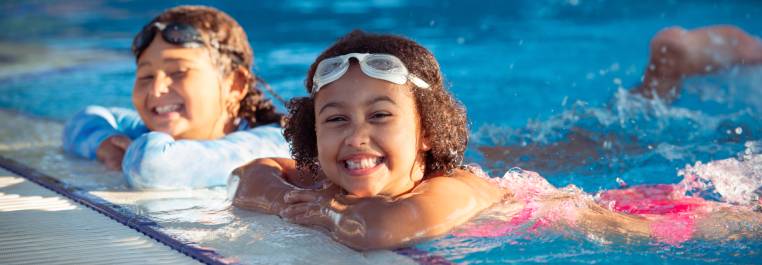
[225,66,250,103]
[420,134,432,152]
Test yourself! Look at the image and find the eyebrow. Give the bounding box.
[137,57,196,68]
[318,95,397,115]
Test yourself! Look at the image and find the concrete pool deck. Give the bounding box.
[0,166,201,265]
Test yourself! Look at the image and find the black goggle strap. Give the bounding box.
[255,75,287,106]
[133,22,244,65]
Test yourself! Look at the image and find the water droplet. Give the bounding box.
[735,127,743,135]
[616,177,628,188]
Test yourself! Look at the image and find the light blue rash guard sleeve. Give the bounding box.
[63,105,291,189]
[122,123,290,190]
[62,105,149,160]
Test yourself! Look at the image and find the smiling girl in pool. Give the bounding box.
[233,30,762,250]
[63,6,290,189]
[233,30,503,249]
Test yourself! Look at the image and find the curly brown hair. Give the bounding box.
[132,5,282,127]
[284,30,468,177]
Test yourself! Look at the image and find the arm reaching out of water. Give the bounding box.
[63,106,148,159]
[63,106,292,189]
[633,25,762,101]
[278,169,504,250]
[232,158,321,214]
[62,106,148,168]
[479,25,762,173]
[123,125,290,189]
[96,135,132,170]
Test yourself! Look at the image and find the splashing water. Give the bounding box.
[455,167,592,238]
[472,67,762,190]
[677,141,762,206]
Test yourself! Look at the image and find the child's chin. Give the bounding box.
[149,124,186,138]
[344,188,376,198]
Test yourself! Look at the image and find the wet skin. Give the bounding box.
[313,62,429,198]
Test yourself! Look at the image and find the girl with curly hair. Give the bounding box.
[233,30,762,250]
[63,6,289,189]
[233,30,504,249]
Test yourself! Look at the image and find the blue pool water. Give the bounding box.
[1,0,761,264]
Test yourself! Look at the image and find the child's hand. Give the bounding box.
[96,135,131,170]
[279,185,345,229]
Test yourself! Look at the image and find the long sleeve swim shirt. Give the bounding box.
[63,105,290,189]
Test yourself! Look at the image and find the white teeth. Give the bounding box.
[345,157,382,170]
[154,104,181,114]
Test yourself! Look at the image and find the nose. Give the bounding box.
[344,122,370,148]
[149,72,171,98]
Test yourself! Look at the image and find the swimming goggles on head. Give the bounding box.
[311,53,430,94]
[131,22,243,64]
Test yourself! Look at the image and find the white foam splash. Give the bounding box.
[677,141,762,205]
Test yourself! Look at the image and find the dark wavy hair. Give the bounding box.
[132,5,282,127]
[284,30,468,177]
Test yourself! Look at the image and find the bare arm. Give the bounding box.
[633,25,762,101]
[479,27,762,173]
[232,157,319,214]
[280,170,504,250]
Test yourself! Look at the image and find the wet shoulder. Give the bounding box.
[418,169,504,203]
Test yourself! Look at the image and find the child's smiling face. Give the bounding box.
[314,62,430,197]
[132,35,239,140]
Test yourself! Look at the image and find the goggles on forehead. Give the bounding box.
[311,53,430,94]
[131,22,243,65]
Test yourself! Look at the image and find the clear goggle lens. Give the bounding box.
[312,53,430,94]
